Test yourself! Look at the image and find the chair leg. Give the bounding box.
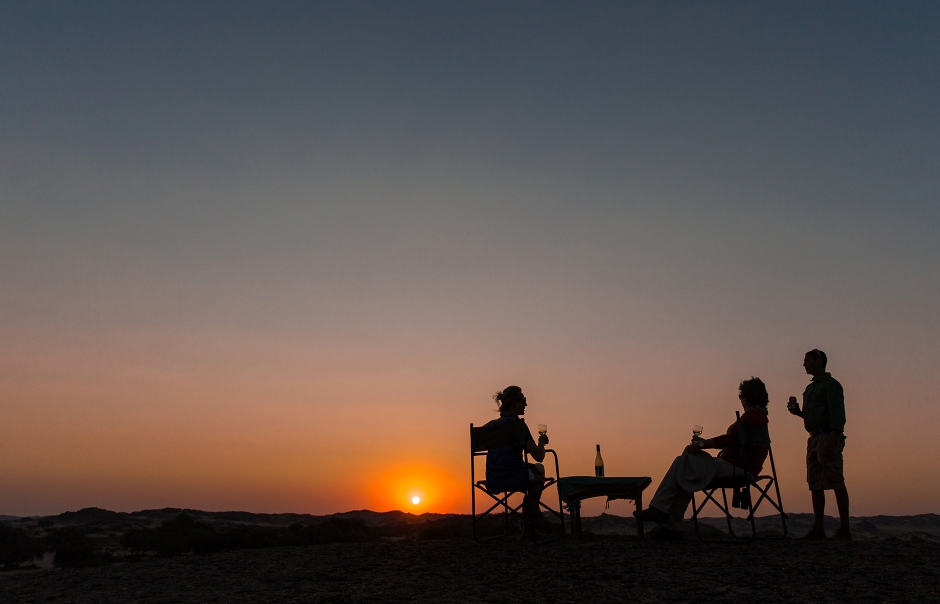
[746,487,757,541]
[572,502,582,538]
[720,490,754,541]
[473,487,517,543]
[722,489,736,537]
[635,493,644,538]
[695,488,746,541]
[747,479,789,540]
[767,446,788,539]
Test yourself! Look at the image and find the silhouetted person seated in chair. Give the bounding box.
[634,377,771,538]
[485,385,549,534]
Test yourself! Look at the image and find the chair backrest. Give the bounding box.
[729,411,771,476]
[736,415,771,447]
[470,420,529,453]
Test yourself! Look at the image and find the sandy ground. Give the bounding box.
[2,536,939,603]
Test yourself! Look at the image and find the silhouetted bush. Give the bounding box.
[119,527,152,556]
[416,518,472,540]
[302,518,377,544]
[154,514,218,556]
[51,527,98,567]
[0,522,43,568]
[120,515,380,557]
[121,513,219,556]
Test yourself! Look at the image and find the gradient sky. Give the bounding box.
[1,1,938,518]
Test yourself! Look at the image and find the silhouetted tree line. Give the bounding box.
[0,522,44,569]
[120,514,385,557]
[118,513,476,557]
[0,522,115,569]
[49,526,114,568]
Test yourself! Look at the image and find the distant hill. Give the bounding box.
[54,507,132,525]
[3,507,460,531]
[3,508,937,541]
[329,510,460,526]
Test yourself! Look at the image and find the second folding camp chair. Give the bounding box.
[690,411,788,540]
[470,420,564,543]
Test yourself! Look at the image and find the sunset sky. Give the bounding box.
[1,2,939,518]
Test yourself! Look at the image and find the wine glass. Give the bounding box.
[692,425,703,443]
[537,424,548,436]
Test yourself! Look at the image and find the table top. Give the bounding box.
[557,476,652,504]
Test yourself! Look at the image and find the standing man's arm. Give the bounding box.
[826,381,846,432]
[787,396,804,417]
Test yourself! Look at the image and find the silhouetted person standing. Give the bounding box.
[787,349,851,540]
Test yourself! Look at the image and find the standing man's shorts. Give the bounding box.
[806,432,846,491]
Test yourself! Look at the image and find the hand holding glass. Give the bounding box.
[692,425,704,446]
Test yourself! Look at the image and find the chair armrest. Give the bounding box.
[543,449,561,482]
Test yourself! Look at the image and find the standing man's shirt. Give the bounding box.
[802,373,845,433]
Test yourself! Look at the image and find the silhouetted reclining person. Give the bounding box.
[634,377,771,538]
[484,385,549,535]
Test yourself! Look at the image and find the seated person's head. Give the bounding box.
[494,385,526,415]
[738,377,769,410]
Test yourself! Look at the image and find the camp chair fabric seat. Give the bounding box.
[475,480,529,494]
[706,474,756,489]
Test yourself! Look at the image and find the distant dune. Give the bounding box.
[5,506,939,542]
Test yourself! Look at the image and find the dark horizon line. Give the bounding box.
[3,506,938,522]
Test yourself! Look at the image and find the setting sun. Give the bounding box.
[367,463,463,513]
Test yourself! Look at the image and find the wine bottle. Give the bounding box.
[594,444,604,478]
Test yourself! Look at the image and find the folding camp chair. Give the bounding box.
[470,420,564,543]
[690,411,788,540]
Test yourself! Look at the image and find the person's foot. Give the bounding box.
[648,525,684,540]
[800,527,827,540]
[831,527,853,541]
[633,507,670,524]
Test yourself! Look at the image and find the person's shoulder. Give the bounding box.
[741,408,769,424]
[485,415,521,427]
[824,375,844,390]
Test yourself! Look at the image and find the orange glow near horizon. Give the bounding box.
[367,464,462,514]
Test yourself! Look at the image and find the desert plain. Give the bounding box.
[2,509,939,603]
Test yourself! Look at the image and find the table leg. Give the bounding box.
[635,493,644,538]
[574,502,582,538]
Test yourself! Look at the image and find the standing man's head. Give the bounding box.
[494,386,527,415]
[803,349,828,377]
